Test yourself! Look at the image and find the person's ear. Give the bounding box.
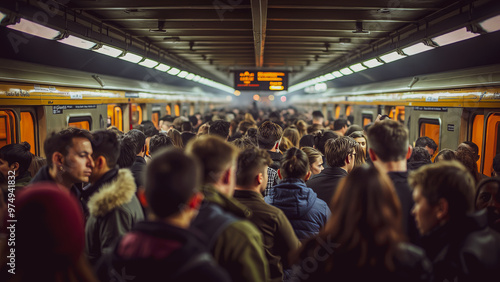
[9,162,20,172]
[95,156,106,170]
[435,198,449,221]
[277,169,283,180]
[222,168,231,185]
[406,145,413,160]
[52,152,64,169]
[368,148,377,161]
[256,172,264,185]
[304,171,311,181]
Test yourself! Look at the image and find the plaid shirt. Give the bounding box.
[264,167,279,196]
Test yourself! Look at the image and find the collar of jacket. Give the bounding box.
[201,184,252,219]
[320,166,348,176]
[31,165,82,198]
[278,178,307,186]
[15,170,32,185]
[82,168,119,200]
[135,155,146,164]
[87,168,137,217]
[233,189,265,201]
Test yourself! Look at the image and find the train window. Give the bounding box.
[152,111,160,129]
[388,106,405,123]
[471,114,484,172]
[20,112,35,155]
[131,104,143,126]
[483,114,500,177]
[0,110,16,148]
[114,106,123,131]
[174,104,180,117]
[69,116,91,130]
[166,105,171,115]
[335,105,340,119]
[419,118,440,157]
[346,106,352,117]
[362,113,373,126]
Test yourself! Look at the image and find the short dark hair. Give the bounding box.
[493,154,500,175]
[367,120,409,162]
[236,148,272,189]
[0,142,32,175]
[258,121,283,150]
[461,141,479,156]
[181,121,193,132]
[312,110,324,118]
[117,136,136,168]
[141,120,159,137]
[299,134,315,148]
[344,125,363,137]
[325,136,357,167]
[434,149,456,163]
[125,129,146,155]
[145,147,201,218]
[415,136,438,151]
[159,115,174,123]
[333,119,348,131]
[149,133,173,155]
[409,161,475,219]
[91,130,120,168]
[208,120,230,139]
[409,147,431,163]
[44,128,92,167]
[280,147,309,179]
[313,130,339,155]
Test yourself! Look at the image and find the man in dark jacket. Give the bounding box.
[234,148,300,282]
[410,161,500,282]
[126,129,147,190]
[31,127,94,213]
[97,147,230,281]
[84,131,144,265]
[367,119,420,244]
[258,121,283,196]
[306,136,357,207]
[186,135,270,282]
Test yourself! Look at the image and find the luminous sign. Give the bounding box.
[235,70,288,91]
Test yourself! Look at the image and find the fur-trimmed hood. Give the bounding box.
[87,169,137,217]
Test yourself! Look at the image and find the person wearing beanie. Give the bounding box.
[0,182,98,281]
[96,147,230,281]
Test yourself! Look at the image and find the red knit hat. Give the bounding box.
[9,182,85,267]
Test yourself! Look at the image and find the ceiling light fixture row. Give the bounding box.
[0,12,234,94]
[288,14,500,94]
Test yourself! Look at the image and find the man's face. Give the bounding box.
[62,137,94,184]
[476,182,500,230]
[0,158,13,179]
[412,187,440,235]
[424,146,435,158]
[161,121,172,132]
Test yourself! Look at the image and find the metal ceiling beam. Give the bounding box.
[251,0,268,67]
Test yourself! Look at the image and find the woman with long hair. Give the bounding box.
[290,165,432,281]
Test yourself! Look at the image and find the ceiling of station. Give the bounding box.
[1,0,498,89]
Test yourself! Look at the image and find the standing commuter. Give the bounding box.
[290,166,432,282]
[258,121,283,196]
[306,136,357,206]
[31,127,94,213]
[410,161,500,281]
[0,142,33,190]
[266,147,330,241]
[126,129,147,190]
[186,135,270,282]
[234,147,300,281]
[367,120,420,244]
[96,147,230,282]
[415,136,438,158]
[84,131,144,265]
[332,118,349,136]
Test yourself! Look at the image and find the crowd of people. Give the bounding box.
[0,106,499,281]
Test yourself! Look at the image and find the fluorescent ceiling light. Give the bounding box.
[59,35,96,50]
[93,44,123,57]
[186,73,195,80]
[402,42,434,56]
[363,58,384,68]
[154,63,170,72]
[177,71,188,78]
[167,68,181,75]
[349,63,367,72]
[138,59,159,68]
[479,15,500,33]
[331,71,344,78]
[119,52,143,63]
[193,75,201,82]
[7,18,61,40]
[339,68,353,75]
[324,74,334,80]
[432,27,479,47]
[380,51,405,63]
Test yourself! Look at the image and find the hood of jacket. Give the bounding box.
[87,169,137,217]
[265,178,317,218]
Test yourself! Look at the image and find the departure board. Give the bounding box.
[234,70,288,91]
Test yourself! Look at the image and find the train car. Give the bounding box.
[291,64,500,176]
[0,58,230,157]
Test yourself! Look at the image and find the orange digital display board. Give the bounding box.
[234,70,288,91]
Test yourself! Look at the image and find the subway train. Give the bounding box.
[291,63,500,176]
[1,59,500,178]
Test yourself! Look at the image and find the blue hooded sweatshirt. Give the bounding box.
[265,178,330,241]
